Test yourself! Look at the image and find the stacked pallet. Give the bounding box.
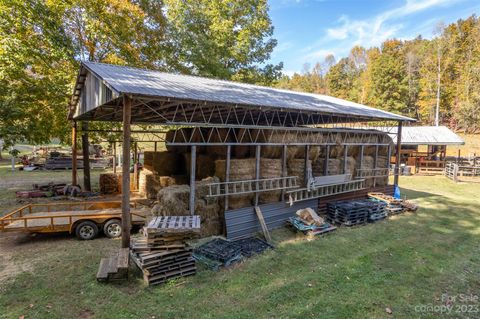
[368,192,418,214]
[327,199,387,226]
[130,216,200,286]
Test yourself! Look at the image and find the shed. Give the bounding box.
[68,61,415,243]
[375,126,464,174]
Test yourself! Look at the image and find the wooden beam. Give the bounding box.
[121,96,132,249]
[133,142,138,190]
[82,122,91,191]
[254,206,271,243]
[71,122,78,186]
[189,145,196,215]
[393,121,403,186]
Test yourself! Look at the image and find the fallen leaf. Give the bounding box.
[46,305,52,309]
[28,304,34,308]
[385,307,392,314]
[19,316,25,319]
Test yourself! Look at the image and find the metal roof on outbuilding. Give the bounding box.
[70,61,414,123]
[377,126,464,145]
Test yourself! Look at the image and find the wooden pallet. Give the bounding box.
[96,248,129,282]
[145,216,201,234]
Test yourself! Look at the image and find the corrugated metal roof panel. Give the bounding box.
[79,61,414,122]
[377,126,464,145]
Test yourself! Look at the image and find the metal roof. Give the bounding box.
[71,61,414,123]
[377,126,464,145]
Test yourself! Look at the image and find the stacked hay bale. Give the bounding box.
[312,157,325,176]
[342,156,357,176]
[149,151,186,176]
[376,155,389,186]
[362,156,375,187]
[259,158,282,204]
[215,158,255,209]
[152,177,222,237]
[287,159,311,186]
[184,153,216,180]
[99,173,120,194]
[165,128,192,154]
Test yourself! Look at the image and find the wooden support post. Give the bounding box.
[304,145,310,187]
[133,142,138,190]
[387,144,392,182]
[154,141,158,152]
[81,122,91,191]
[343,145,348,174]
[71,122,78,186]
[112,142,117,174]
[324,145,330,176]
[189,145,196,215]
[255,145,261,206]
[281,145,287,198]
[393,121,403,186]
[121,96,132,249]
[224,145,231,211]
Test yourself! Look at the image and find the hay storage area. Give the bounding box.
[215,158,256,209]
[259,158,282,204]
[184,153,216,180]
[287,159,311,186]
[152,177,223,237]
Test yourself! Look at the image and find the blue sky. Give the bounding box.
[268,0,480,75]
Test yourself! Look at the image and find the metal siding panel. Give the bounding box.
[225,199,318,240]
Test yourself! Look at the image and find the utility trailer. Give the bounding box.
[0,201,146,240]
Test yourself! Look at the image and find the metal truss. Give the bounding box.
[77,96,404,130]
[166,126,394,146]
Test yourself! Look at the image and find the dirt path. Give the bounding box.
[0,233,34,285]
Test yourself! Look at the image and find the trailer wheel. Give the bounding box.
[75,221,98,240]
[103,219,122,238]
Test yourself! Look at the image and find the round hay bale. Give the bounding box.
[155,185,190,216]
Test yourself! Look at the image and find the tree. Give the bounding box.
[0,0,282,150]
[163,0,282,85]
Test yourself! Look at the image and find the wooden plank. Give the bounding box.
[254,206,271,243]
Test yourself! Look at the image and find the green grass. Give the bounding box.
[1,176,479,318]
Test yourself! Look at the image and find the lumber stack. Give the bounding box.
[130,216,200,286]
[96,248,130,282]
[368,192,418,214]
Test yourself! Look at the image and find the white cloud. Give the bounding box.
[325,0,461,48]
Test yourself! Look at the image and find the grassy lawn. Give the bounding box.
[0,175,479,318]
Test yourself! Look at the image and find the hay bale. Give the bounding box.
[362,156,375,188]
[155,185,190,216]
[215,158,256,181]
[203,128,230,157]
[259,158,282,204]
[99,173,120,194]
[152,151,186,176]
[312,157,325,176]
[143,151,154,170]
[342,156,356,176]
[184,153,216,180]
[287,159,311,186]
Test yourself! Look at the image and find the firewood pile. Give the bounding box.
[130,216,200,286]
[287,207,337,236]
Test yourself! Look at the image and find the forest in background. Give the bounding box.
[276,15,480,133]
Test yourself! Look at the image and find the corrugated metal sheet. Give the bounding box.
[77,61,413,122]
[225,200,318,240]
[376,126,464,145]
